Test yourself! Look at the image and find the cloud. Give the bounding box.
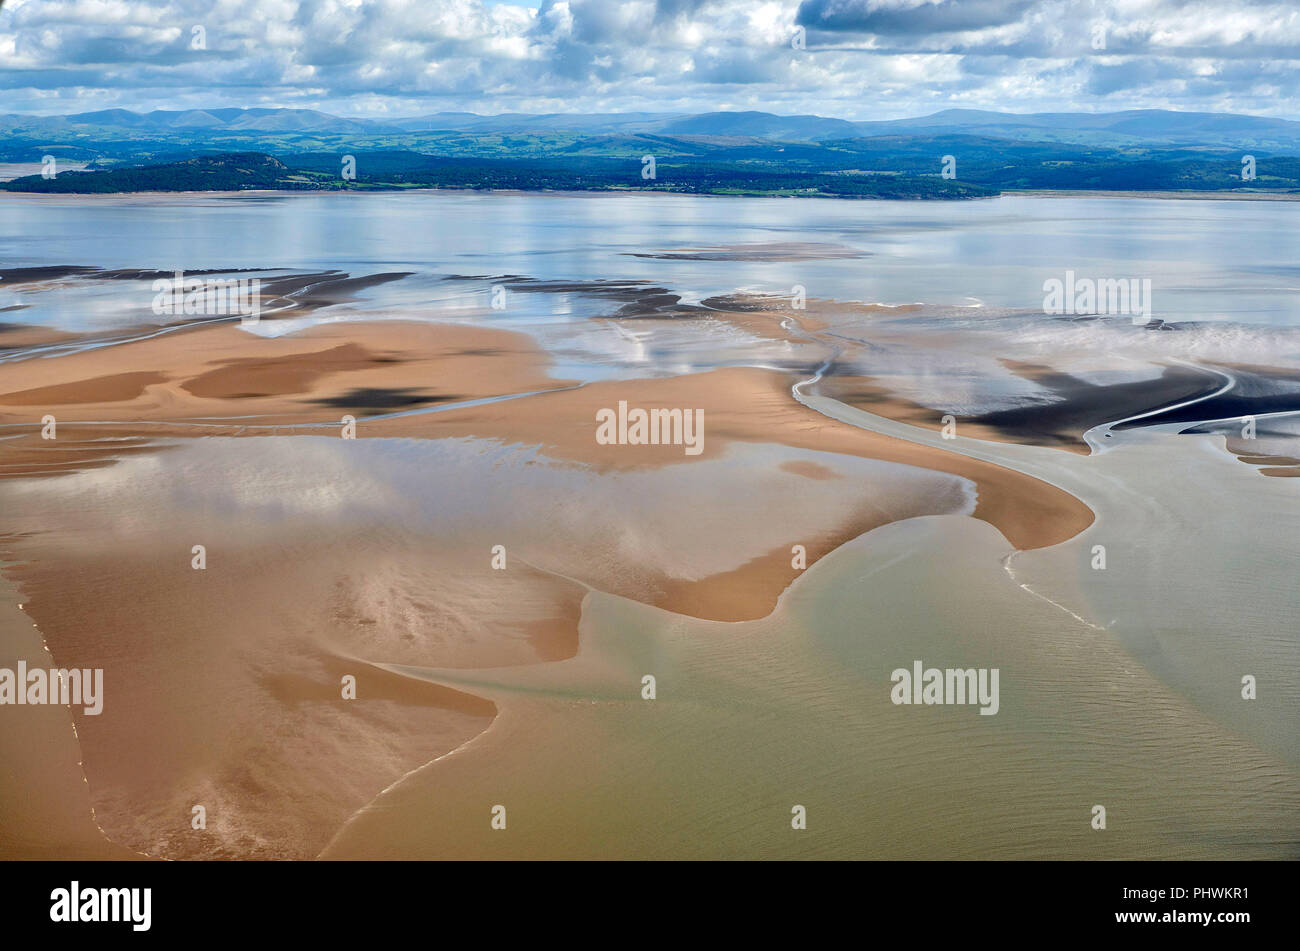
[797,0,1038,36]
[0,0,1298,118]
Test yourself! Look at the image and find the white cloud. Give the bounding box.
[0,0,1298,117]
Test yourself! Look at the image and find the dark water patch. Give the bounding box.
[0,265,100,283]
[625,241,869,262]
[311,387,459,414]
[1123,365,1300,430]
[981,363,1219,443]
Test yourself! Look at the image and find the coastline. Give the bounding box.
[4,185,1298,202]
[1014,188,1300,200]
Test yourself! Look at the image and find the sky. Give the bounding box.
[1,0,1299,119]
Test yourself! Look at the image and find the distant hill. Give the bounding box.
[0,153,317,193]
[381,112,678,134]
[656,111,861,140]
[0,149,998,199]
[58,107,384,134]
[3,111,1298,198]
[848,109,1300,150]
[4,106,1300,152]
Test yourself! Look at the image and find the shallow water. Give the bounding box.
[3,192,1299,332]
[328,510,1300,860]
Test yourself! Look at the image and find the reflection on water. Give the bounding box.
[327,514,1300,860]
[3,192,1299,332]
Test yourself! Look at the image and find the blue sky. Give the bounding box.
[2,0,1299,119]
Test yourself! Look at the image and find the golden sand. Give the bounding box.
[0,313,1095,858]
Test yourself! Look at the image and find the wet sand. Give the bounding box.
[822,361,1223,453]
[0,314,1093,612]
[0,322,78,350]
[1,276,1295,861]
[368,365,1092,553]
[323,512,1300,860]
[0,304,1096,858]
[0,319,574,477]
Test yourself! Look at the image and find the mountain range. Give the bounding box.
[5,107,1300,152]
[4,105,1298,197]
